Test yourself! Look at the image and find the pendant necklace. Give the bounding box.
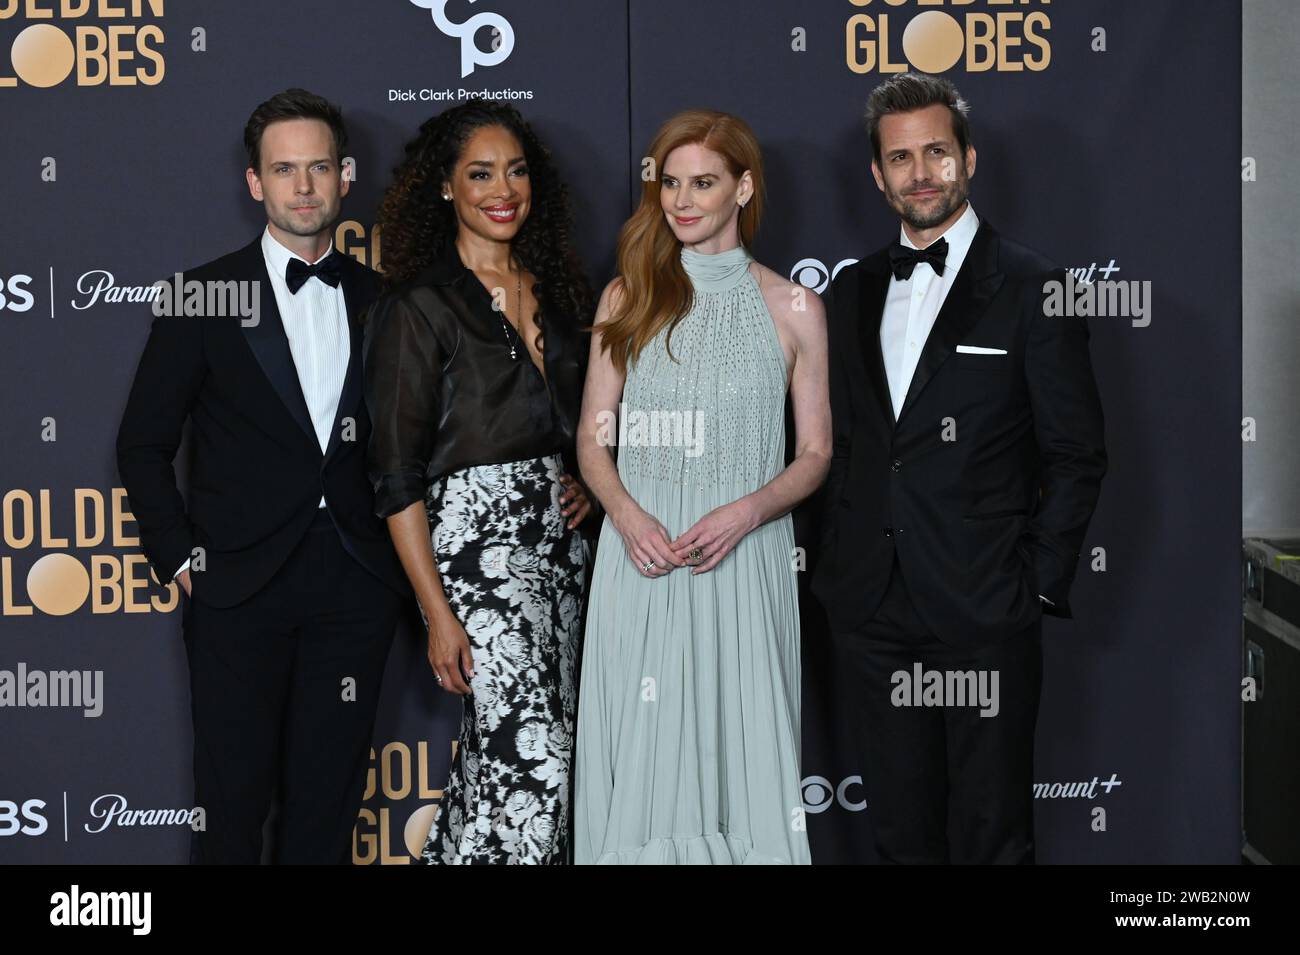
[498,267,522,360]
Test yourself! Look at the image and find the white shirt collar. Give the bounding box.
[899,200,979,257]
[261,226,335,280]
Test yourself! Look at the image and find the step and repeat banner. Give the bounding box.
[0,0,1240,864]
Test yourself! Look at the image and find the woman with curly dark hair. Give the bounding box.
[363,99,595,864]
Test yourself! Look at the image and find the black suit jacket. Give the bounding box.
[811,220,1106,647]
[116,236,409,607]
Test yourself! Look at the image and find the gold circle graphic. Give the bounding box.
[27,553,90,616]
[11,24,76,89]
[404,804,440,859]
[902,11,964,75]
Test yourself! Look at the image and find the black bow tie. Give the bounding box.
[285,253,342,293]
[888,237,948,281]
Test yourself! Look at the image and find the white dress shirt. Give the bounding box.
[260,226,351,483]
[172,228,350,581]
[879,200,980,419]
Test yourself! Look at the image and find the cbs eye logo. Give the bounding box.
[0,274,35,312]
[790,258,858,295]
[0,798,48,835]
[410,0,514,78]
[801,775,867,814]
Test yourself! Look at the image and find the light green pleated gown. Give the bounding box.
[574,245,811,864]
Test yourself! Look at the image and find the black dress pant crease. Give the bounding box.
[182,509,401,865]
[833,552,1043,865]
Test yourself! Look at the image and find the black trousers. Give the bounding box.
[833,553,1042,864]
[182,509,402,864]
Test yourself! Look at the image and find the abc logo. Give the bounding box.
[410,0,514,78]
[0,798,48,835]
[0,274,34,312]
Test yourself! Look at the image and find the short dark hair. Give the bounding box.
[243,88,348,173]
[864,72,972,164]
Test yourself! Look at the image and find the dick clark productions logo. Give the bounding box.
[410,0,514,78]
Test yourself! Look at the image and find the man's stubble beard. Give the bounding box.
[887,173,969,232]
[267,200,336,241]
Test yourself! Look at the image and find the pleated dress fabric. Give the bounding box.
[574,245,811,864]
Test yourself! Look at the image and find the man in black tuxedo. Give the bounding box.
[117,89,408,864]
[812,73,1106,864]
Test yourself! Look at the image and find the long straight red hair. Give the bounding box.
[601,109,765,373]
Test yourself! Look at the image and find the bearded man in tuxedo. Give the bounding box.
[813,73,1106,864]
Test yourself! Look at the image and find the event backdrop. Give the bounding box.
[0,0,1240,864]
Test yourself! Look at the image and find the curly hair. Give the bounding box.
[375,99,593,351]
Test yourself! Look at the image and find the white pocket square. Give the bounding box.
[955,344,1008,355]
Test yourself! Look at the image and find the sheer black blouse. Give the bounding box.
[362,243,587,519]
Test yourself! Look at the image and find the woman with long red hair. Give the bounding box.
[573,110,830,864]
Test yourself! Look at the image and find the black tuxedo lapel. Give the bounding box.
[856,250,897,430]
[896,221,1005,426]
[324,259,367,464]
[237,239,319,452]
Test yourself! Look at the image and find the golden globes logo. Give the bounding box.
[1,488,178,616]
[0,0,165,90]
[335,220,382,272]
[846,0,1051,74]
[352,740,452,865]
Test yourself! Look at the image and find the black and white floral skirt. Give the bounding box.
[418,453,586,864]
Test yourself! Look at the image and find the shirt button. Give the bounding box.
[892,459,902,471]
[883,526,894,538]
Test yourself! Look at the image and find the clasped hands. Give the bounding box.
[616,498,759,578]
